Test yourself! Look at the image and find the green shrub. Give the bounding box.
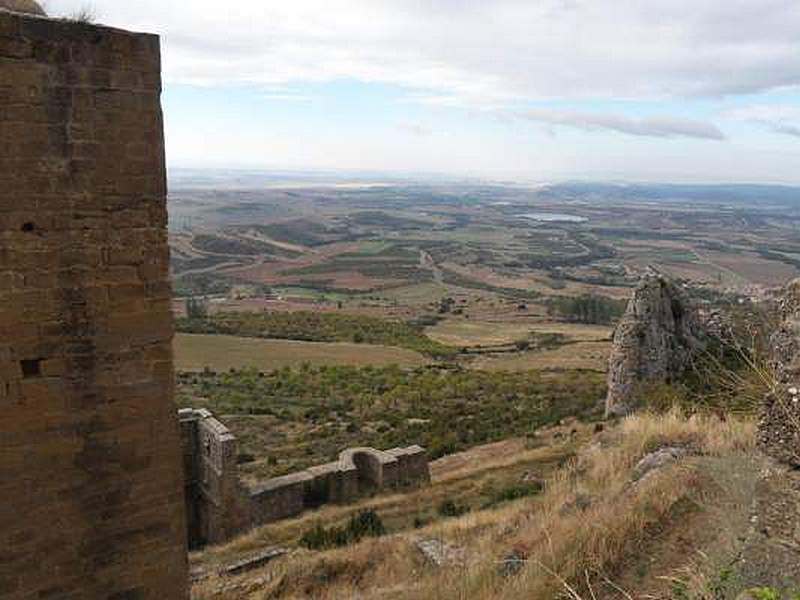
[438,499,469,518]
[178,364,605,477]
[486,481,544,507]
[300,510,386,550]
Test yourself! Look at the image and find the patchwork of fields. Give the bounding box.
[171,178,799,524]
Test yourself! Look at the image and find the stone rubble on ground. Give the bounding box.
[631,446,688,482]
[415,538,467,567]
[223,547,289,576]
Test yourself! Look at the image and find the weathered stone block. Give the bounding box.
[0,9,187,599]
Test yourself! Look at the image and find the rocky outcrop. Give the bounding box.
[0,0,46,15]
[605,273,703,417]
[759,279,800,467]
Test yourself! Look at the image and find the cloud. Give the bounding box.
[397,122,433,137]
[263,93,313,102]
[520,109,726,140]
[725,104,800,138]
[44,0,800,106]
[772,124,800,138]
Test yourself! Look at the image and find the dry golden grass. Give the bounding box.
[472,341,612,372]
[192,410,755,599]
[427,319,611,347]
[191,429,585,573]
[174,333,430,371]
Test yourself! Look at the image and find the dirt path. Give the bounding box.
[610,452,800,599]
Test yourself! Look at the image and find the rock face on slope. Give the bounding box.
[605,273,702,417]
[0,0,46,16]
[760,279,800,467]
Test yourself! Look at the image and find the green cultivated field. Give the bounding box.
[173,334,430,371]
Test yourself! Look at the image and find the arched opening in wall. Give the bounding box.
[352,451,382,493]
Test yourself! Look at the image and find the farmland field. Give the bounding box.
[426,318,612,347]
[170,178,800,311]
[174,334,430,371]
[470,341,613,371]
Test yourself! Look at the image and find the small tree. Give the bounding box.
[68,4,97,23]
[185,296,208,319]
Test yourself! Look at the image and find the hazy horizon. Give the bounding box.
[46,0,800,184]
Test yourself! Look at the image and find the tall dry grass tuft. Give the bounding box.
[690,302,779,415]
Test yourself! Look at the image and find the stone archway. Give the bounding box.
[339,448,399,493]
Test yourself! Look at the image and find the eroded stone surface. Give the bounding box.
[760,279,800,467]
[0,11,187,599]
[606,273,703,417]
[735,461,800,594]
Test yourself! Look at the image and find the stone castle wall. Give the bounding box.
[180,409,250,548]
[0,11,187,599]
[180,408,431,547]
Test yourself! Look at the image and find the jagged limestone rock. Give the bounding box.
[605,274,702,417]
[760,279,800,467]
[0,0,46,16]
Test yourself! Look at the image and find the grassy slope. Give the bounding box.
[191,410,758,600]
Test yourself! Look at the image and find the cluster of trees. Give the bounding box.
[547,294,627,325]
[177,365,606,475]
[176,310,458,358]
[184,297,208,319]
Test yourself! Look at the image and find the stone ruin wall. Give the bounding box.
[760,278,800,467]
[180,408,431,547]
[180,408,252,548]
[0,10,187,599]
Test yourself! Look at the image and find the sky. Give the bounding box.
[44,0,800,183]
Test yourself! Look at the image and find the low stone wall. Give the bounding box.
[180,408,431,547]
[248,446,431,527]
